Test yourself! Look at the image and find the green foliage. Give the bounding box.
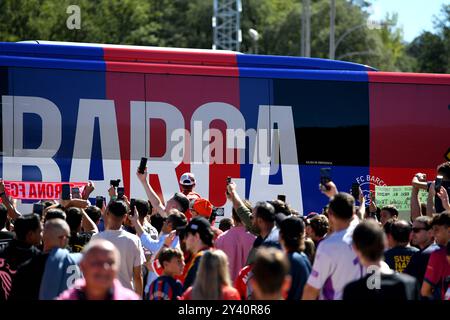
[0,0,447,73]
[407,4,449,73]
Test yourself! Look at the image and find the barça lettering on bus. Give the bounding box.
[1,95,303,212]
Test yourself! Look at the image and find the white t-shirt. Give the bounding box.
[307,218,363,300]
[91,228,145,290]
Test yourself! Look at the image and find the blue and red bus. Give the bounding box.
[0,41,449,216]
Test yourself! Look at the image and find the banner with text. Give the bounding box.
[3,181,87,200]
[375,186,429,212]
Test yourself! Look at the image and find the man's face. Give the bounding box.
[28,222,43,246]
[161,219,172,234]
[432,225,450,246]
[57,228,71,249]
[380,210,395,226]
[185,232,199,253]
[81,249,118,292]
[411,221,432,247]
[166,198,182,212]
[305,225,313,238]
[251,208,261,231]
[164,256,185,276]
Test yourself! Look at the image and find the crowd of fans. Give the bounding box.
[0,161,449,301]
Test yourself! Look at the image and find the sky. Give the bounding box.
[368,0,448,42]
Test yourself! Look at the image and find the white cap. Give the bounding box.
[179,173,195,186]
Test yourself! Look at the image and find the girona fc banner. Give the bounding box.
[2,181,87,200]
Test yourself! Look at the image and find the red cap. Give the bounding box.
[190,198,213,218]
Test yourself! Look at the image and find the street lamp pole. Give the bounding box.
[329,0,336,59]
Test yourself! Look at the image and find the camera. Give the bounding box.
[110,179,121,188]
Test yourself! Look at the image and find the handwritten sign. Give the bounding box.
[375,186,429,212]
[3,181,87,200]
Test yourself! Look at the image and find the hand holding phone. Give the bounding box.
[95,196,105,209]
[277,194,286,202]
[226,176,231,195]
[435,175,443,193]
[71,187,81,199]
[117,187,125,200]
[320,168,332,191]
[129,198,136,216]
[138,157,148,174]
[351,183,360,200]
[61,184,71,200]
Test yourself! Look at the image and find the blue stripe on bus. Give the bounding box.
[238,67,369,82]
[0,56,106,71]
[237,54,376,72]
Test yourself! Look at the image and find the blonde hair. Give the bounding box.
[191,250,231,300]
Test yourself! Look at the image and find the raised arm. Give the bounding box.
[81,208,98,233]
[426,182,436,216]
[437,186,450,211]
[81,181,95,200]
[0,179,21,220]
[136,169,167,217]
[411,173,426,221]
[227,182,258,235]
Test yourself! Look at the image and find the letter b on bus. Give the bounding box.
[66,5,81,30]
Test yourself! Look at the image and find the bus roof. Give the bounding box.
[0,40,376,74]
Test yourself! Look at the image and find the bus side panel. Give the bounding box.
[144,74,241,208]
[3,67,106,209]
[105,72,145,199]
[238,78,271,202]
[0,67,12,178]
[271,78,370,213]
[369,81,450,186]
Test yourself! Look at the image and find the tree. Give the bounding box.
[407,4,449,73]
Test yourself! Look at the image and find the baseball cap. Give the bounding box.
[179,173,196,186]
[184,216,213,238]
[190,198,213,218]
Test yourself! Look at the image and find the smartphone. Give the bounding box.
[226,176,232,195]
[117,187,125,199]
[435,175,443,193]
[129,198,136,216]
[351,183,360,199]
[138,157,148,174]
[95,196,104,209]
[71,187,81,199]
[320,168,332,191]
[33,203,44,216]
[277,194,286,202]
[61,184,71,200]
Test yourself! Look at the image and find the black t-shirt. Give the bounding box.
[69,232,93,253]
[404,243,440,287]
[0,231,15,241]
[0,240,41,301]
[384,246,419,273]
[9,252,49,300]
[343,272,419,300]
